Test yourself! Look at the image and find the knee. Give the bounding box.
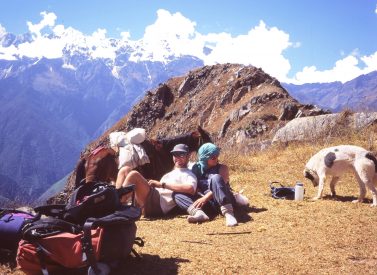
[119,165,132,176]
[209,174,225,186]
[123,170,143,186]
[173,192,190,201]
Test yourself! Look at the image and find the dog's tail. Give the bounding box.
[365,153,377,172]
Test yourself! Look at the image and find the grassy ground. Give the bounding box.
[2,127,377,274]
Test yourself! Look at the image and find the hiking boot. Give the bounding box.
[187,209,209,223]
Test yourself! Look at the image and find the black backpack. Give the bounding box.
[35,182,131,224]
[270,181,295,200]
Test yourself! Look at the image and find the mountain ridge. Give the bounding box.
[0,50,203,205]
[52,63,328,203]
[283,70,377,111]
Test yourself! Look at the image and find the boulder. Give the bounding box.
[272,112,377,143]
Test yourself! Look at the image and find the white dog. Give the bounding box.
[303,145,377,207]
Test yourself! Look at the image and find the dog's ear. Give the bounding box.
[304,169,315,181]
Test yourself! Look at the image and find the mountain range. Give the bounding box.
[0,31,203,205]
[1,30,377,206]
[283,70,377,112]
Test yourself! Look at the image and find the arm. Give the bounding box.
[192,191,213,209]
[148,179,195,195]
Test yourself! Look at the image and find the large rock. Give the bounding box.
[272,112,377,143]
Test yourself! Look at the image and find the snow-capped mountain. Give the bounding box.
[0,30,203,205]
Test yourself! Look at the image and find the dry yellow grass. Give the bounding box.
[2,126,377,274]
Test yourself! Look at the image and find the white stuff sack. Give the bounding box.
[125,128,146,144]
[233,192,249,206]
[109,131,128,147]
[118,144,150,169]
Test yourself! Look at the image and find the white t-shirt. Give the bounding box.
[156,168,197,214]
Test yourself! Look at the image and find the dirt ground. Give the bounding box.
[2,137,377,275]
[120,141,377,275]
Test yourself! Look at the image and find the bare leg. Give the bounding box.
[329,177,339,197]
[122,170,151,207]
[115,166,133,189]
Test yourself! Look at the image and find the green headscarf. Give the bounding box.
[192,143,220,178]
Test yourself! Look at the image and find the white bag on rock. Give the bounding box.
[125,128,146,144]
[233,192,249,206]
[109,131,128,147]
[118,144,150,169]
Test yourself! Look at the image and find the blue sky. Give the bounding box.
[0,0,376,84]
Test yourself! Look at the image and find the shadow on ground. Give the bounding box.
[322,194,372,203]
[113,254,189,275]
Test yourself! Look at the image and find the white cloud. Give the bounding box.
[0,44,17,60]
[292,52,377,84]
[202,20,292,82]
[375,4,377,14]
[131,9,202,62]
[17,36,65,59]
[120,31,131,41]
[0,24,6,36]
[27,11,57,37]
[1,9,376,84]
[133,11,293,81]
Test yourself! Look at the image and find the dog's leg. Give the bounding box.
[365,180,377,207]
[329,176,339,197]
[353,164,367,204]
[312,174,326,201]
[372,174,377,207]
[358,164,377,207]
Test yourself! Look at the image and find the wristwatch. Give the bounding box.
[161,182,166,189]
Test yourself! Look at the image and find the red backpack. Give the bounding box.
[16,184,142,275]
[17,225,103,274]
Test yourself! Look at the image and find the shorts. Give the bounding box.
[143,187,164,217]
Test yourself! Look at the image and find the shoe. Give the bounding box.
[224,212,238,227]
[187,209,209,223]
[221,204,238,227]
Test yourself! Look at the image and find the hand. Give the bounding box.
[192,197,207,209]
[148,179,161,188]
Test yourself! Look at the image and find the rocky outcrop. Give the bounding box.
[50,63,329,204]
[98,64,328,150]
[272,112,377,143]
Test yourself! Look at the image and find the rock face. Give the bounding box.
[272,112,377,143]
[91,64,328,153]
[51,63,328,203]
[123,64,327,145]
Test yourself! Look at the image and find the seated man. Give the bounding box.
[173,143,238,226]
[119,144,206,218]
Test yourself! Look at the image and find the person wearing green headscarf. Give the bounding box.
[174,143,238,227]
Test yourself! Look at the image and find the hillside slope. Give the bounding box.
[53,63,327,203]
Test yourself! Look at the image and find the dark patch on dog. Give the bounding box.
[304,170,314,181]
[334,148,339,152]
[365,153,377,172]
[324,152,336,168]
